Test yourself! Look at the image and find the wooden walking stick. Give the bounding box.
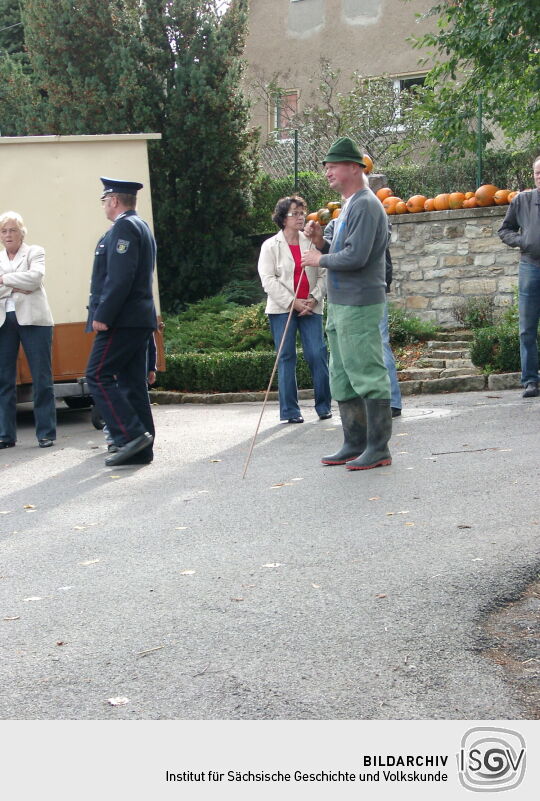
[242,266,308,479]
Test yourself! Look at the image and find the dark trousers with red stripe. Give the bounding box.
[86,327,154,450]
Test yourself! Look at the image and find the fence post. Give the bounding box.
[294,129,299,193]
[476,94,483,187]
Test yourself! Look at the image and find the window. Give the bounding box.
[392,75,426,94]
[271,90,298,140]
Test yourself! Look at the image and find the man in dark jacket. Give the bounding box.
[498,156,540,398]
[86,177,158,466]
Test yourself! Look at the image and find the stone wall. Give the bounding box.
[388,206,520,327]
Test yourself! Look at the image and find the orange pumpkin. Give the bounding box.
[376,187,393,202]
[362,154,374,174]
[424,198,436,211]
[463,197,479,208]
[448,192,466,209]
[475,184,499,207]
[507,191,519,202]
[382,196,402,214]
[406,194,427,213]
[493,189,510,205]
[306,212,319,222]
[464,191,475,200]
[395,200,408,214]
[433,193,450,211]
[332,208,341,219]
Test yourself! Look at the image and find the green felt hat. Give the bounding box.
[323,137,366,167]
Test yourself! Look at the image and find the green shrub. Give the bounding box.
[220,278,265,306]
[470,324,525,373]
[230,303,274,351]
[450,296,498,329]
[154,351,313,393]
[388,304,438,344]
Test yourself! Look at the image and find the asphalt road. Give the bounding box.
[0,390,538,720]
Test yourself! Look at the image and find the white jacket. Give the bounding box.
[257,230,327,315]
[0,243,54,327]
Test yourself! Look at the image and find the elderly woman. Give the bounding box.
[258,195,331,423]
[0,211,56,448]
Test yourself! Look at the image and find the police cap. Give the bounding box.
[100,176,144,198]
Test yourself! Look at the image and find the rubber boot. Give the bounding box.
[346,399,392,470]
[321,397,367,465]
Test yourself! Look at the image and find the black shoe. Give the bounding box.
[522,382,539,398]
[38,439,54,448]
[287,416,304,424]
[105,433,153,466]
[107,443,119,453]
[120,452,154,465]
[391,407,402,417]
[0,440,15,449]
[319,412,333,420]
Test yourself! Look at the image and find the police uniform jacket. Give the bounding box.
[86,210,158,331]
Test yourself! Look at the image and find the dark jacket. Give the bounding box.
[498,189,540,268]
[86,210,158,330]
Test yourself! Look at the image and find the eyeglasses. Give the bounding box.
[286,211,306,217]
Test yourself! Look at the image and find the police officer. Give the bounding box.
[86,177,158,466]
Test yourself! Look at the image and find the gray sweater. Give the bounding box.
[320,188,388,306]
[498,189,540,268]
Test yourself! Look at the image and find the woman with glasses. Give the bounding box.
[257,195,332,423]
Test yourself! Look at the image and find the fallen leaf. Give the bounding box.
[23,504,35,509]
[198,490,210,494]
[175,526,188,530]
[230,597,244,602]
[291,478,304,482]
[24,596,42,602]
[180,570,196,575]
[3,616,20,621]
[262,563,282,568]
[106,697,129,706]
[471,558,484,562]
[25,509,37,513]
[79,559,100,566]
[57,586,73,592]
[73,526,86,530]
[56,641,66,646]
[311,583,320,589]
[0,511,11,515]
[405,522,415,527]
[375,593,387,599]
[369,496,380,501]
[398,510,410,515]
[396,433,409,437]
[209,459,222,463]
[457,525,471,529]
[270,483,285,488]
[397,451,409,455]
[109,475,121,479]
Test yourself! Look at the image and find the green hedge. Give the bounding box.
[249,170,340,234]
[155,351,314,394]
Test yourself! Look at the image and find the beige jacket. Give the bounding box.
[257,230,327,315]
[0,243,54,327]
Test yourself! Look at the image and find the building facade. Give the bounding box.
[244,0,436,140]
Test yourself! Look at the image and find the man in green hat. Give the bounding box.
[302,136,392,470]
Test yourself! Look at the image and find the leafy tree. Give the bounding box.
[410,0,540,154]
[2,0,258,309]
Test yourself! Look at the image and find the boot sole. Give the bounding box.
[346,457,392,471]
[321,455,361,466]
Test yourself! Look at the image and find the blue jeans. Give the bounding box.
[268,311,331,420]
[380,302,402,409]
[518,261,540,385]
[0,312,56,442]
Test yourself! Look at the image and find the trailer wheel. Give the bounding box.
[91,406,105,430]
[64,396,93,410]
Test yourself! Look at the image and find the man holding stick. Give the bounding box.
[302,137,392,470]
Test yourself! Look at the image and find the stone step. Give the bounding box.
[430,330,474,342]
[428,349,470,359]
[397,368,442,381]
[439,367,483,377]
[416,358,446,368]
[445,358,476,368]
[427,340,471,350]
